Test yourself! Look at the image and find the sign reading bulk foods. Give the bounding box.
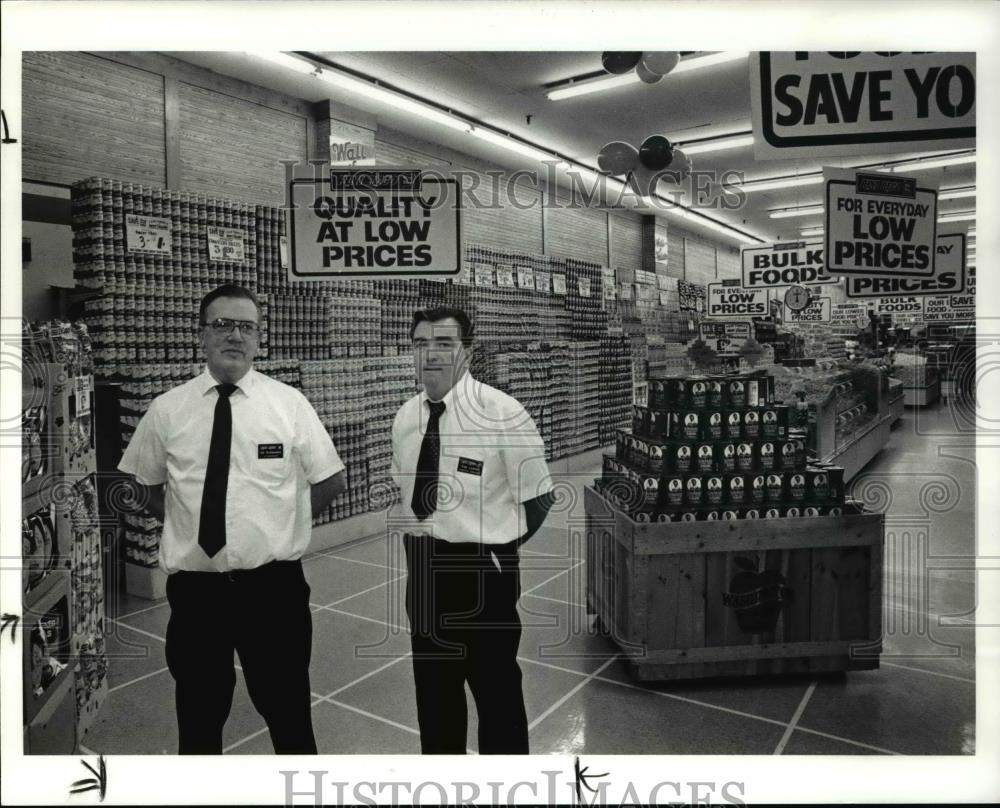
[750,52,975,160]
[922,293,974,322]
[707,283,769,318]
[825,169,937,277]
[288,170,460,280]
[846,233,965,297]
[784,296,831,323]
[741,241,835,288]
[874,295,922,315]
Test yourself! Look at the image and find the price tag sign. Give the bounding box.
[279,236,289,269]
[552,274,567,296]
[535,270,552,294]
[125,214,172,255]
[475,263,494,286]
[496,264,516,287]
[620,283,634,301]
[458,262,474,285]
[578,277,591,298]
[207,226,247,264]
[75,376,91,416]
[603,280,617,301]
[659,291,671,307]
[516,266,535,290]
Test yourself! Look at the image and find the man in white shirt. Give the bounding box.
[391,306,554,754]
[119,284,345,754]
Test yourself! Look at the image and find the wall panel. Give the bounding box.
[544,198,609,264]
[22,52,167,186]
[178,82,308,205]
[609,213,643,270]
[684,238,717,286]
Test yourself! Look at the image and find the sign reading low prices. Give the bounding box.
[707,284,769,318]
[825,169,937,276]
[288,170,460,280]
[207,226,247,264]
[846,233,965,297]
[750,52,976,160]
[125,214,172,256]
[741,241,834,288]
[923,293,974,322]
[784,296,831,323]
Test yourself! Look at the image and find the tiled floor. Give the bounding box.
[82,402,979,756]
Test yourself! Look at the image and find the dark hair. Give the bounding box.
[199,284,261,325]
[410,306,474,347]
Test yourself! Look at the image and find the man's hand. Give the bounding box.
[311,471,346,517]
[130,480,165,522]
[516,491,556,548]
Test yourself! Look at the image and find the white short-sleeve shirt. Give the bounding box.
[390,372,554,545]
[119,367,344,573]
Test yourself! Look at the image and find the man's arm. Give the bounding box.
[311,471,346,517]
[516,491,555,548]
[129,480,165,523]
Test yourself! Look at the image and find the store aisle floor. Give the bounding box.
[87,403,977,756]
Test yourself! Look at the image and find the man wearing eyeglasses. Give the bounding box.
[119,283,345,754]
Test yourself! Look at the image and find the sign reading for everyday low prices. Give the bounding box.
[707,284,769,318]
[207,226,247,264]
[288,171,461,280]
[784,296,831,323]
[923,293,974,322]
[750,52,976,160]
[846,233,965,297]
[125,214,172,256]
[825,169,937,277]
[741,241,834,288]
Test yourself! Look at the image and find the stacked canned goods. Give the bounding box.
[598,371,848,522]
[599,336,632,447]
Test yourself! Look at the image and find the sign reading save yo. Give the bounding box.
[825,169,937,276]
[707,283,769,318]
[288,170,460,280]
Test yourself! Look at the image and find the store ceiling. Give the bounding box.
[175,51,976,246]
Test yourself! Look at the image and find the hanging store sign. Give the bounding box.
[288,171,461,280]
[707,284,769,318]
[874,296,922,315]
[845,233,965,297]
[125,214,172,256]
[825,168,937,277]
[207,226,247,264]
[741,241,834,288]
[750,52,976,160]
[923,293,975,322]
[784,296,831,323]
[699,321,752,349]
[831,302,869,330]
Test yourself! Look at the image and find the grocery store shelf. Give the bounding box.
[823,413,894,482]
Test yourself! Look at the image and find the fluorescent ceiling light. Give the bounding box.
[680,134,754,156]
[770,204,824,219]
[735,152,975,194]
[469,126,559,162]
[938,211,976,223]
[800,227,824,237]
[246,51,320,75]
[547,51,748,100]
[939,186,976,201]
[741,175,824,194]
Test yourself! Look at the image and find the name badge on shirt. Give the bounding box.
[258,443,284,459]
[457,457,483,476]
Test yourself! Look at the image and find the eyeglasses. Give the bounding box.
[202,318,260,336]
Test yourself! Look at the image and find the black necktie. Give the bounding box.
[198,383,238,558]
[411,400,446,520]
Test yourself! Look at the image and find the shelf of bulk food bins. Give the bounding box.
[583,486,883,682]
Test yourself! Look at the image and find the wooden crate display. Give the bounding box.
[584,486,883,681]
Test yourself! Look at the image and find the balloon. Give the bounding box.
[641,51,681,77]
[661,149,692,183]
[628,162,663,197]
[601,52,643,75]
[597,141,639,176]
[639,135,674,171]
[635,61,663,84]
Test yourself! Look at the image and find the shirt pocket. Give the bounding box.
[245,435,294,486]
[444,448,490,505]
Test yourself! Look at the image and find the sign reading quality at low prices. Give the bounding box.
[825,169,937,276]
[288,170,460,280]
[750,52,976,160]
[784,296,831,323]
[707,284,769,318]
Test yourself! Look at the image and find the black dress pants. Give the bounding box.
[164,559,316,754]
[403,534,529,755]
